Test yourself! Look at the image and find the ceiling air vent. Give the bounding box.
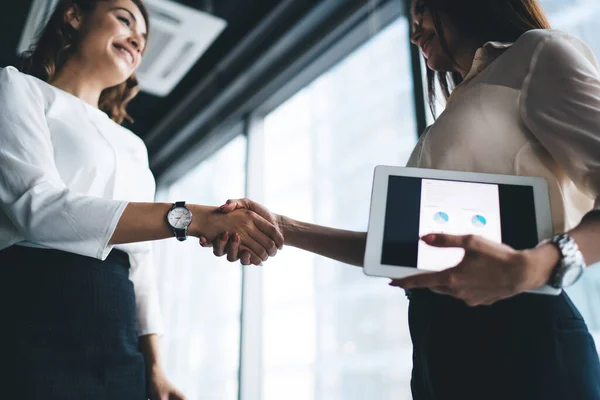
[17,0,227,97]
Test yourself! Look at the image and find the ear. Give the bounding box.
[64,4,83,30]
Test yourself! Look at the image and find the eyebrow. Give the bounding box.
[113,7,148,40]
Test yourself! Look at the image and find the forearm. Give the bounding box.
[139,334,165,376]
[279,215,366,267]
[569,211,600,266]
[109,203,217,245]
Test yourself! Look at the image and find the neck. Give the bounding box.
[49,55,106,107]
[455,47,478,78]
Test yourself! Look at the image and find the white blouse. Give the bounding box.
[407,29,600,234]
[0,66,162,336]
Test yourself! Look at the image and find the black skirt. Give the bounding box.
[408,288,600,400]
[4,245,147,400]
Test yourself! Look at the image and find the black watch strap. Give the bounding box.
[171,201,189,242]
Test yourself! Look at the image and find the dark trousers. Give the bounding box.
[408,289,600,400]
[3,246,147,400]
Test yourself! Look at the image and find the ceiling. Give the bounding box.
[0,0,283,144]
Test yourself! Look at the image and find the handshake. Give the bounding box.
[195,198,285,266]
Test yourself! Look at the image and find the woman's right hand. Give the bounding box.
[191,205,283,265]
[199,199,284,265]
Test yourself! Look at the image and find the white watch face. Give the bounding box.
[562,266,584,287]
[167,207,192,230]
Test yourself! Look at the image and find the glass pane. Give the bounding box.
[260,17,417,400]
[541,0,600,54]
[539,0,600,352]
[154,136,247,400]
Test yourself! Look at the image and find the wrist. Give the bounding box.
[139,334,165,377]
[278,215,299,246]
[148,362,166,378]
[187,204,218,238]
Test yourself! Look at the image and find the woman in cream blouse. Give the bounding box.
[0,0,282,399]
[208,0,600,399]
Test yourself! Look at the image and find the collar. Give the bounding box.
[462,40,514,82]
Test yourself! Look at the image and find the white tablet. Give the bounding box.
[364,166,560,295]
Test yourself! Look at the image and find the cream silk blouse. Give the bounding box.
[407,29,600,234]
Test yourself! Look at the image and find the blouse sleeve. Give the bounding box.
[0,67,127,259]
[520,32,600,212]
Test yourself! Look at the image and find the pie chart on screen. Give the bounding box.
[472,214,487,227]
[434,211,449,224]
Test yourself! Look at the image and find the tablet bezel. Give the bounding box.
[363,166,560,295]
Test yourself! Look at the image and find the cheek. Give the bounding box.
[426,40,455,71]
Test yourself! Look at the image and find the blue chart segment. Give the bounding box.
[471,214,487,227]
[434,211,449,224]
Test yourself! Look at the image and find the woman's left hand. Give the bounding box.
[148,369,187,400]
[389,233,560,306]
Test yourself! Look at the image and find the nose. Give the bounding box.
[410,22,422,45]
[128,35,142,53]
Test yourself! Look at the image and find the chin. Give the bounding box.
[426,56,443,72]
[106,63,134,87]
[426,56,454,74]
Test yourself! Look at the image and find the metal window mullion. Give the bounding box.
[238,113,266,400]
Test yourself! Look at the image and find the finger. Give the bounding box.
[199,236,213,248]
[253,215,285,250]
[422,233,503,254]
[429,286,455,296]
[240,250,252,265]
[246,227,276,259]
[464,297,484,307]
[392,270,453,290]
[480,297,501,306]
[250,254,263,266]
[239,247,261,266]
[421,233,472,249]
[240,235,268,262]
[218,199,247,213]
[213,232,229,257]
[249,220,278,257]
[226,233,241,262]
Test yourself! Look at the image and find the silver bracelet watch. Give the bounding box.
[543,234,587,289]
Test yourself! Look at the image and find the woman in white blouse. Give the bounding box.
[0,1,283,399]
[207,0,600,398]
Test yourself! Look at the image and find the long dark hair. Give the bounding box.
[417,0,551,116]
[20,0,150,124]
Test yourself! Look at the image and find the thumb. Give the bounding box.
[218,199,245,213]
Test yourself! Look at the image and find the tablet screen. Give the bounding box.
[381,176,538,271]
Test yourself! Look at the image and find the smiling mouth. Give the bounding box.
[113,44,134,65]
[421,34,435,55]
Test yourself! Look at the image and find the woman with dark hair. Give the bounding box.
[206,0,600,398]
[0,1,283,399]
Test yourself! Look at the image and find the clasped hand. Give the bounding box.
[200,199,282,265]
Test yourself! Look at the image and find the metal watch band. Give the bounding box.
[549,233,586,289]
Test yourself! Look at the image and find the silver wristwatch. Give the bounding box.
[166,201,193,241]
[545,234,586,289]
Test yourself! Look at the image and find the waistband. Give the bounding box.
[0,245,130,271]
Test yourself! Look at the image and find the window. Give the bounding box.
[539,0,600,352]
[154,136,247,399]
[249,17,418,400]
[541,0,600,56]
[152,3,600,399]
